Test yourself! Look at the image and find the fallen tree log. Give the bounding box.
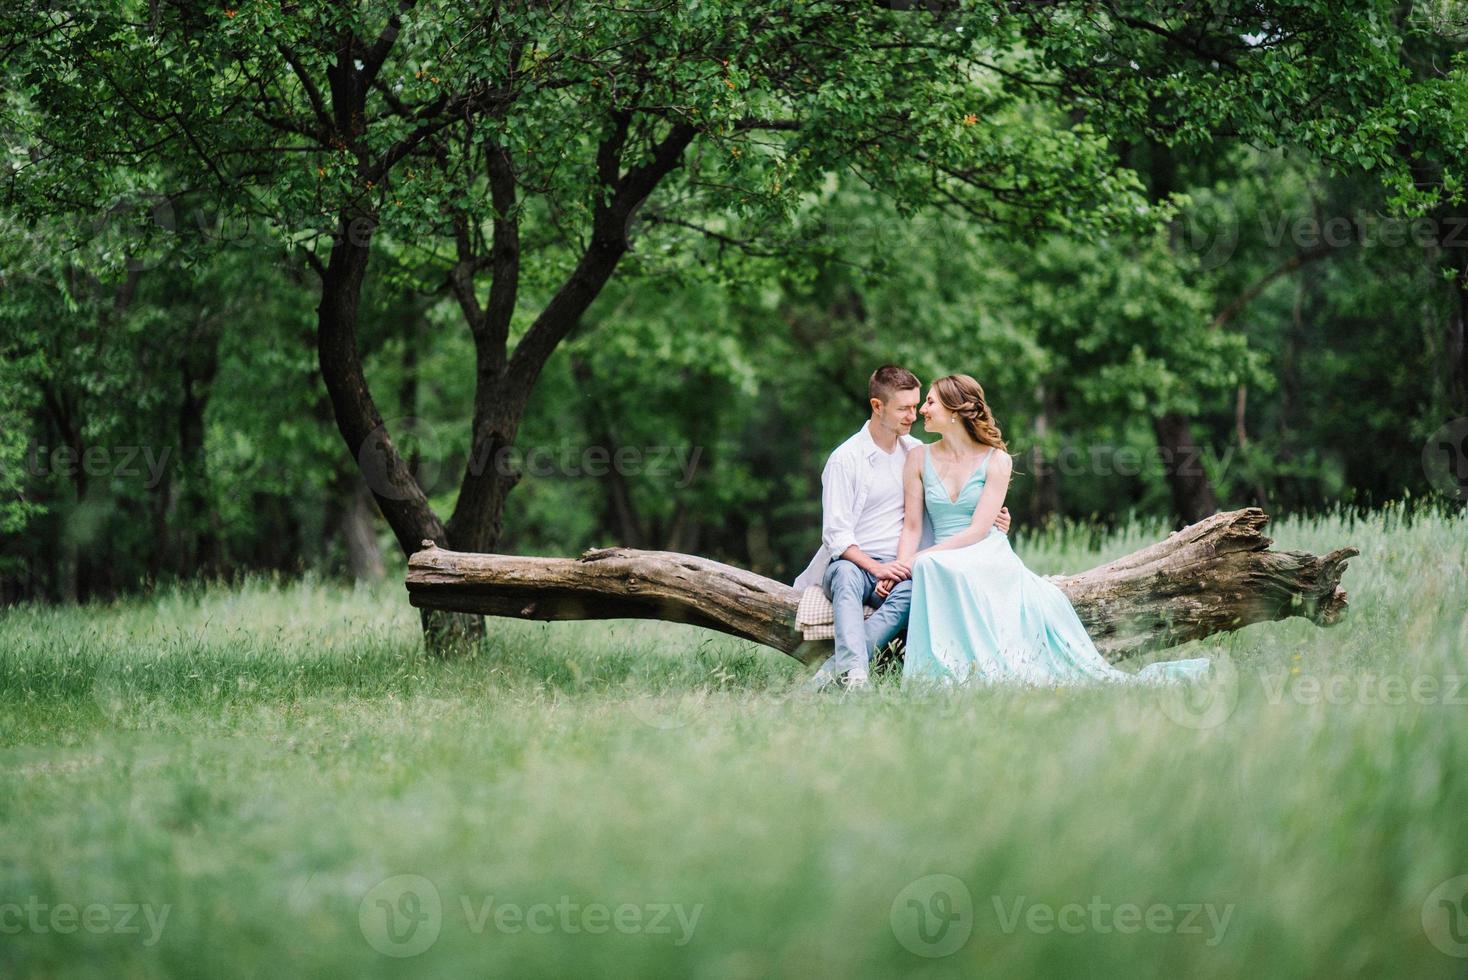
[405,508,1358,664]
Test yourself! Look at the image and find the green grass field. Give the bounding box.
[3,505,1467,978]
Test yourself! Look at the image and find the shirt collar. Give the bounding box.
[856,422,914,460]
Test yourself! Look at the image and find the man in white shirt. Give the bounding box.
[795,365,1010,691]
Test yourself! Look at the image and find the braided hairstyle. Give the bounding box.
[933,374,1008,452]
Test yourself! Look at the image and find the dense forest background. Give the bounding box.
[3,1,1466,605]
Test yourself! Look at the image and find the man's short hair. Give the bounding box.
[869,364,921,404]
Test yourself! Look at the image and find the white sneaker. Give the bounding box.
[799,666,838,695]
[841,673,871,693]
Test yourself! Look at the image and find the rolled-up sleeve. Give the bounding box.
[820,451,861,559]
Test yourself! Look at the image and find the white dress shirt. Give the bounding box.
[792,423,934,591]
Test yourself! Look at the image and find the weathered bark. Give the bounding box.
[409,541,805,655]
[1052,507,1354,657]
[406,508,1357,665]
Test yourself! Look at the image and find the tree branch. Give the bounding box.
[483,140,520,355]
[277,42,331,131]
[505,118,696,401]
[1211,240,1339,330]
[361,0,418,91]
[448,209,487,335]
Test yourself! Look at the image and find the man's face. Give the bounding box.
[872,386,921,435]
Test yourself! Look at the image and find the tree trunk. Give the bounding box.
[569,353,649,549]
[315,213,482,655]
[1139,138,1225,526]
[176,323,221,577]
[338,478,386,582]
[1029,383,1062,521]
[406,507,1356,665]
[311,101,692,655]
[1153,410,1221,525]
[1444,232,1468,415]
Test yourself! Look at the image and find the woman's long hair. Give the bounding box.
[932,374,1008,452]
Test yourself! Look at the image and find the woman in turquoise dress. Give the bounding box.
[889,374,1211,687]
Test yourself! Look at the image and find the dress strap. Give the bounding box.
[977,446,996,479]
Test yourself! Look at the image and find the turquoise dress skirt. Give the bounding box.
[901,447,1211,688]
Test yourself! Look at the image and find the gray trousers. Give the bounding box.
[821,557,914,676]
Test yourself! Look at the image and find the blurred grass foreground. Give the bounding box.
[3,505,1467,978]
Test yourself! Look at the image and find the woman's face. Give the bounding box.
[919,387,944,429]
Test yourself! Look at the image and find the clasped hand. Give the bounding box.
[873,505,1012,598]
